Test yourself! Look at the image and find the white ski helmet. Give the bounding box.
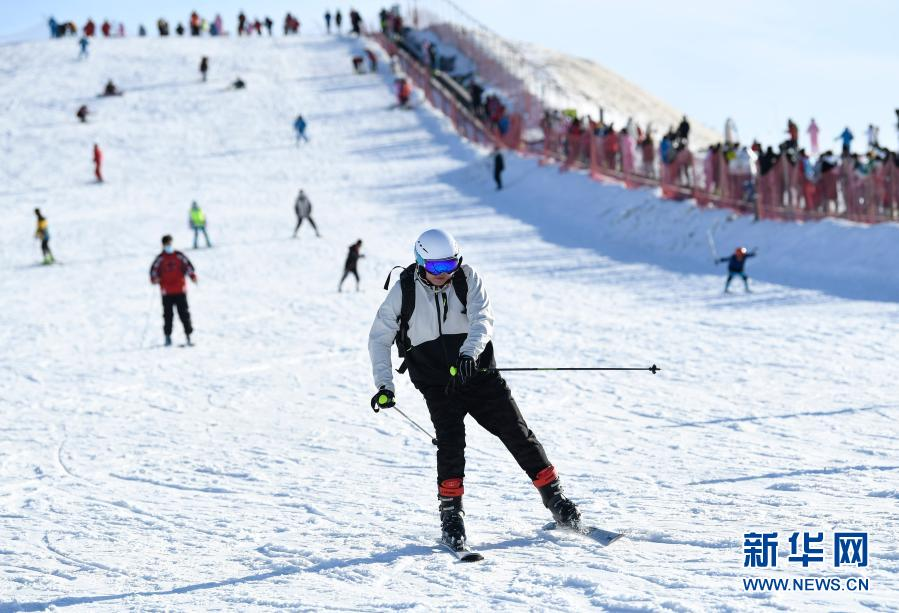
[414,229,461,271]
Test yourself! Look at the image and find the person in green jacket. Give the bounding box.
[189,201,212,249]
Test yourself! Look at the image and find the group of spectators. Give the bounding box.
[49,9,372,40]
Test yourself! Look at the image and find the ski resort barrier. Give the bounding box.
[371,33,899,225]
[371,32,520,150]
[542,129,899,223]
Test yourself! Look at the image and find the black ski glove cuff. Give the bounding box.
[370,386,395,412]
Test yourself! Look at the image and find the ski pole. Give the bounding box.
[390,405,438,446]
[483,364,661,374]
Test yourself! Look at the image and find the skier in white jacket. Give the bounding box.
[368,229,582,554]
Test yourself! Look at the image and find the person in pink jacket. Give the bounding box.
[807,119,820,155]
[619,129,634,174]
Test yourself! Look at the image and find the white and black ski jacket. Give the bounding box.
[368,264,494,392]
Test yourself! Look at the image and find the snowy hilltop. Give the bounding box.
[0,31,897,612]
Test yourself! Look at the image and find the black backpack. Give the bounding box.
[383,263,468,373]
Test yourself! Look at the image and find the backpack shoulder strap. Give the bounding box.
[393,264,418,373]
[451,267,468,314]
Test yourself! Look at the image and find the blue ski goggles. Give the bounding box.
[418,256,461,275]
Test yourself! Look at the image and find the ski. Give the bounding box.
[543,521,625,547]
[440,541,484,562]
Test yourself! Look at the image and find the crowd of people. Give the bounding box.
[537,108,899,220]
[47,9,370,40]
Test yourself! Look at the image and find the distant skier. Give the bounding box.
[199,56,209,82]
[78,36,89,59]
[189,201,212,248]
[717,246,757,293]
[93,143,103,182]
[149,235,197,347]
[395,77,411,108]
[335,10,343,33]
[368,229,584,555]
[493,147,505,190]
[76,105,89,123]
[293,189,321,237]
[34,209,55,265]
[338,239,363,292]
[101,80,122,97]
[294,114,308,143]
[324,11,332,33]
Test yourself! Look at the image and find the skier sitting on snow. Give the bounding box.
[368,229,583,555]
[717,246,756,293]
[395,77,411,108]
[101,80,122,96]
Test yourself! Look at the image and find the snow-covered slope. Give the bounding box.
[1,35,897,611]
[519,41,722,146]
[416,15,722,146]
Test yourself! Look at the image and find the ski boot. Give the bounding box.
[164,335,172,346]
[185,334,193,346]
[439,495,467,550]
[438,478,467,550]
[535,467,582,529]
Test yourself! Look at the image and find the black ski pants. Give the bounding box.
[339,267,359,289]
[725,272,749,292]
[494,167,503,190]
[423,376,550,486]
[294,215,319,235]
[162,293,193,336]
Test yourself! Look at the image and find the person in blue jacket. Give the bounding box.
[294,114,308,144]
[836,127,854,156]
[79,36,89,59]
[717,247,756,293]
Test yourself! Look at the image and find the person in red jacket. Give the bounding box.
[93,143,103,182]
[149,235,197,346]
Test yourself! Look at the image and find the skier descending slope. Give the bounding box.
[717,246,757,293]
[368,229,582,559]
[149,235,197,346]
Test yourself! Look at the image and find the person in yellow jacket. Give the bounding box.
[189,201,212,249]
[34,208,55,264]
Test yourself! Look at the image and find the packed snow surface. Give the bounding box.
[1,34,897,611]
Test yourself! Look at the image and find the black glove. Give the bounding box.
[455,355,476,385]
[370,386,395,412]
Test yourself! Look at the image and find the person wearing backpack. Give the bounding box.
[367,229,582,555]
